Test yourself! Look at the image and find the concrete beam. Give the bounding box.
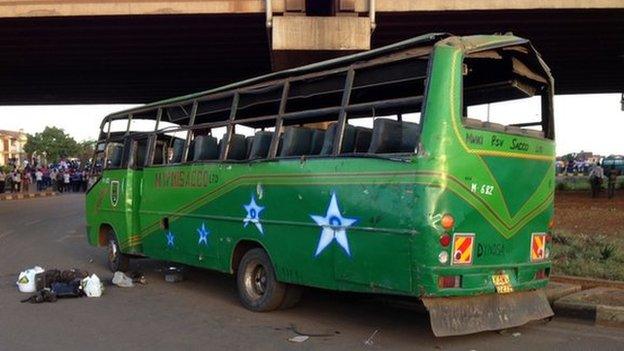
[272,16,370,50]
[369,0,624,12]
[0,0,266,18]
[0,0,621,19]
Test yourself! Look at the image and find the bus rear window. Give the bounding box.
[462,48,552,139]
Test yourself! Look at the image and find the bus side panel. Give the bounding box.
[85,169,133,251]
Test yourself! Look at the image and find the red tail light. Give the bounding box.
[439,234,451,247]
[438,275,461,288]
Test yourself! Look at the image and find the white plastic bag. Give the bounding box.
[112,271,134,288]
[16,266,45,293]
[82,274,104,297]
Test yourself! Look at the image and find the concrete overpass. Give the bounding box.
[0,0,621,104]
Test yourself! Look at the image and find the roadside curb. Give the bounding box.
[552,287,624,327]
[0,192,58,201]
[551,275,624,290]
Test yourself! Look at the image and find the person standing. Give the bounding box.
[22,170,31,193]
[12,169,21,193]
[57,171,64,193]
[606,166,619,199]
[589,163,604,198]
[63,171,70,193]
[0,169,5,193]
[35,168,43,192]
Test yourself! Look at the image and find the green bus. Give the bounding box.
[86,33,556,336]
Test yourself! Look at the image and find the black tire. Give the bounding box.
[106,230,130,272]
[236,248,286,312]
[279,284,304,310]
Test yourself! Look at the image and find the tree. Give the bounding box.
[24,126,80,163]
[77,140,96,162]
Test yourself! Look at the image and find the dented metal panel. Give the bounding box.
[423,290,554,337]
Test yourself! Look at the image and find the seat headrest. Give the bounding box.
[320,123,357,155]
[367,118,420,154]
[193,135,219,161]
[280,127,314,157]
[248,131,274,159]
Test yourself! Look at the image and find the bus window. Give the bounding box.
[462,51,550,138]
[346,113,422,154]
[131,138,149,169]
[106,142,124,169]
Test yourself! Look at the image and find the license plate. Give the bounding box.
[492,273,514,294]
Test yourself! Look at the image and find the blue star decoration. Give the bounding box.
[310,192,357,257]
[197,223,210,245]
[243,195,265,235]
[166,230,175,247]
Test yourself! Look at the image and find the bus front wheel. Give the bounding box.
[236,248,286,312]
[106,230,130,272]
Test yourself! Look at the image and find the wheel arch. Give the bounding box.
[98,223,116,247]
[230,239,271,274]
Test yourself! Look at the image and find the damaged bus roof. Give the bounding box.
[104,33,545,123]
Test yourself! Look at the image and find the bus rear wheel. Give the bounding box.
[106,230,130,272]
[236,248,286,312]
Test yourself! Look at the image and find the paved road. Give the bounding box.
[1,195,624,350]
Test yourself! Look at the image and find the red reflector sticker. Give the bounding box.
[531,233,547,262]
[451,233,475,265]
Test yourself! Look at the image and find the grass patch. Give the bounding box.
[551,230,624,281]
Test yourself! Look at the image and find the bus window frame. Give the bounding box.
[102,46,434,169]
[459,46,555,140]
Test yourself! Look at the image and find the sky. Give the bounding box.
[0,93,621,156]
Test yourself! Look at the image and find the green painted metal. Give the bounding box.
[85,34,554,301]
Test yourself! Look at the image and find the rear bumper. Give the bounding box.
[419,261,551,297]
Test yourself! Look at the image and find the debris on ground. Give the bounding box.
[16,266,45,293]
[363,329,380,346]
[164,266,185,283]
[17,266,105,302]
[288,335,309,343]
[82,274,103,297]
[20,289,57,304]
[129,271,147,285]
[512,332,522,337]
[287,324,336,338]
[112,271,134,288]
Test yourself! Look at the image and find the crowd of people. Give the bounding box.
[0,160,89,194]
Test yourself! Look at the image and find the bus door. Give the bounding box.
[122,134,149,253]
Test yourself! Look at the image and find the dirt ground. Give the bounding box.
[555,190,624,236]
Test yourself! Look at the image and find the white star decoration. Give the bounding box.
[243,195,265,235]
[166,231,175,247]
[197,223,210,245]
[310,192,357,257]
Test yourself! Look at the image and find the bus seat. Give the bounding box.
[368,118,420,154]
[193,135,219,161]
[483,121,505,132]
[248,131,274,159]
[170,139,185,163]
[354,127,373,153]
[400,121,421,152]
[153,142,165,165]
[245,136,254,157]
[504,125,525,136]
[310,130,325,155]
[465,118,483,128]
[320,123,357,155]
[280,127,313,157]
[187,139,196,161]
[525,129,544,138]
[109,145,124,167]
[219,134,247,160]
